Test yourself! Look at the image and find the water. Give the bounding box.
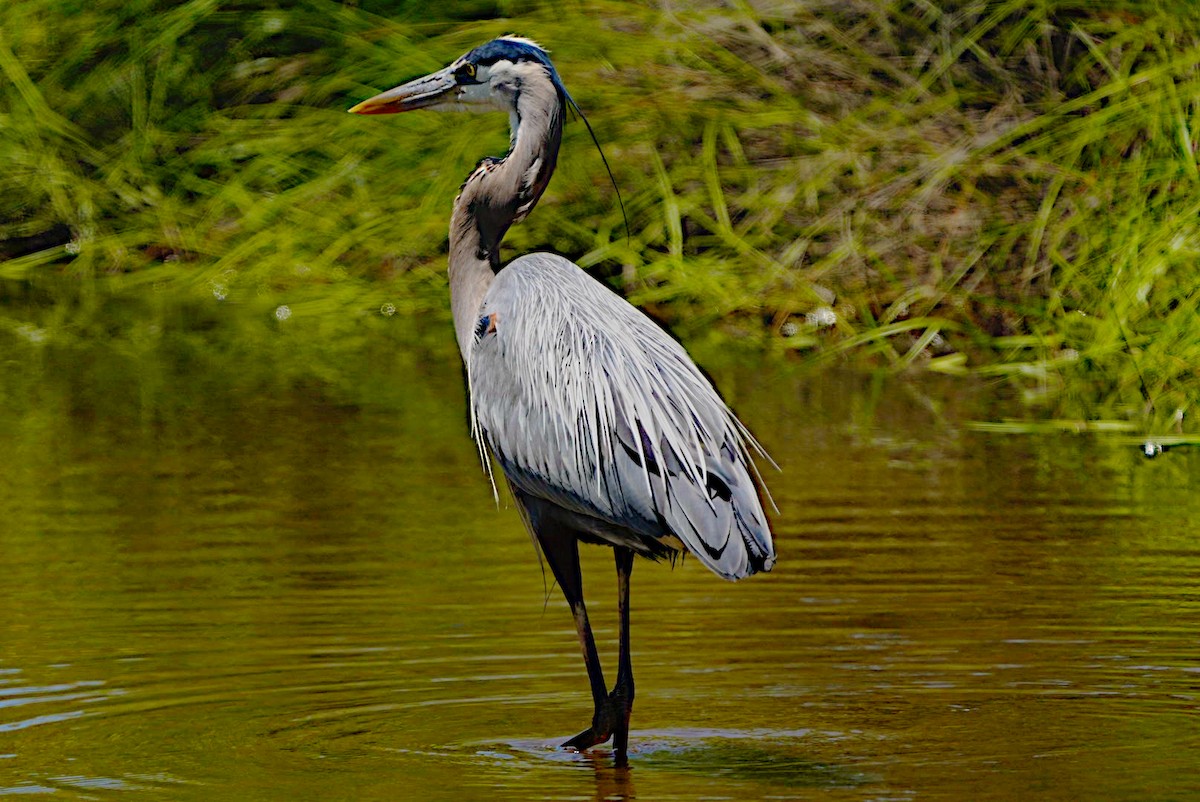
[2,352,1199,800]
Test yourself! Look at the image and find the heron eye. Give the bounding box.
[456,62,477,81]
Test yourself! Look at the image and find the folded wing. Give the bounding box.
[468,253,775,580]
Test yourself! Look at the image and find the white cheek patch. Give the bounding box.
[439,61,522,113]
[487,60,518,99]
[488,60,514,80]
[456,81,493,105]
[447,65,510,112]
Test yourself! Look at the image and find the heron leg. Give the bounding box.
[611,546,636,766]
[536,529,612,751]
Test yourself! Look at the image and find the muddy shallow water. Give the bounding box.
[2,353,1198,800]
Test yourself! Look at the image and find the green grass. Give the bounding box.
[1,1,1198,432]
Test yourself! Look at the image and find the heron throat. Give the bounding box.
[447,68,565,361]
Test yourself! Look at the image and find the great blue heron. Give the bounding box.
[350,36,775,764]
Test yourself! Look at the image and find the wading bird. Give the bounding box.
[350,37,775,764]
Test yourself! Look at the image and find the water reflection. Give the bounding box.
[588,762,634,802]
[1,353,1199,800]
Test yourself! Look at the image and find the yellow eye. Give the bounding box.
[457,62,477,80]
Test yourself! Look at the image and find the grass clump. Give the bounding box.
[0,1,1198,431]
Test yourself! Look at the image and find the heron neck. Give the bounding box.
[448,74,564,362]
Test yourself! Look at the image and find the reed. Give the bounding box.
[1,1,1196,431]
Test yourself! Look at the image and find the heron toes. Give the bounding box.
[562,726,606,752]
[560,688,633,755]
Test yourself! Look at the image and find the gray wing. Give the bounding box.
[466,252,774,580]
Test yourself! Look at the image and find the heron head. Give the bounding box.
[348,36,570,116]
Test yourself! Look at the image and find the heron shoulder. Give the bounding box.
[484,252,682,351]
[491,251,614,299]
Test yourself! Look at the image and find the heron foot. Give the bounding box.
[562,726,608,752]
[561,686,634,764]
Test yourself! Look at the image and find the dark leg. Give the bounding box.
[535,527,612,751]
[611,546,636,766]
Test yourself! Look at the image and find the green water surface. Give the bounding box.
[1,351,1198,800]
